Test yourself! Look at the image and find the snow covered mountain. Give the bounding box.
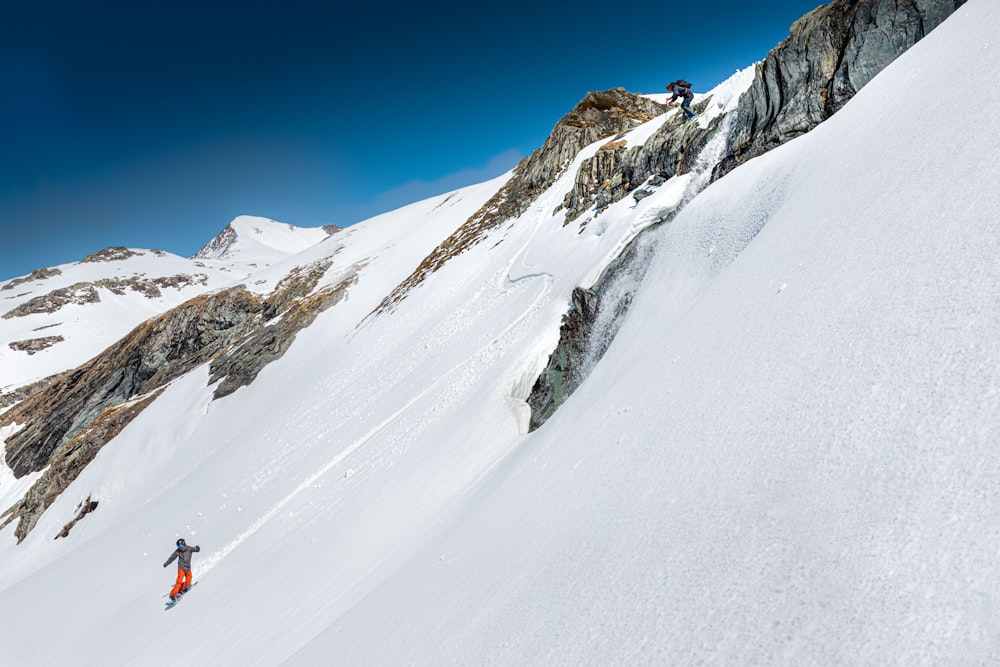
[0,215,336,399]
[193,214,338,264]
[2,0,995,664]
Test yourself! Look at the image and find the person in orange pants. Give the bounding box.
[163,538,200,602]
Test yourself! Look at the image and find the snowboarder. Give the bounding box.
[163,538,200,602]
[666,80,697,121]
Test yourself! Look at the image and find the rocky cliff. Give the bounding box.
[716,0,966,177]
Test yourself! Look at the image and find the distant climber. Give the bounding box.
[666,80,697,121]
[163,538,200,602]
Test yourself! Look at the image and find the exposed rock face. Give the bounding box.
[1,275,209,318]
[527,224,659,431]
[80,247,141,263]
[372,88,665,315]
[527,0,967,430]
[562,99,719,225]
[208,260,359,399]
[716,0,967,178]
[1,286,265,478]
[2,267,63,291]
[194,224,239,259]
[3,284,100,318]
[93,274,209,298]
[1,391,161,543]
[527,287,599,430]
[8,336,65,355]
[55,497,99,540]
[0,374,64,412]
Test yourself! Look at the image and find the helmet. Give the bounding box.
[176,539,185,548]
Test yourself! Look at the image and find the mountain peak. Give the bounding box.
[194,215,335,263]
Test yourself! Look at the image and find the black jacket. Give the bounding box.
[668,80,693,101]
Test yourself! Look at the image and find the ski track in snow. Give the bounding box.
[199,241,557,577]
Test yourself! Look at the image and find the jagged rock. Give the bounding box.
[1,267,62,291]
[1,286,266,478]
[80,247,141,263]
[716,0,967,178]
[0,373,64,411]
[8,336,65,355]
[527,224,657,431]
[209,260,359,399]
[1,274,209,318]
[371,88,665,315]
[527,287,600,431]
[194,224,239,259]
[0,391,161,543]
[93,274,208,298]
[3,283,100,318]
[563,98,719,225]
[55,497,99,540]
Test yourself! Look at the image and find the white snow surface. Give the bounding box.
[1,2,998,665]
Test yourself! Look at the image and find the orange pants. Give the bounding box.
[170,569,193,597]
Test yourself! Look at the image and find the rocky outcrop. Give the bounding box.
[194,224,239,259]
[3,284,100,318]
[8,336,65,355]
[562,98,720,225]
[2,267,62,291]
[1,391,162,543]
[1,274,210,318]
[527,287,600,430]
[1,286,266,478]
[81,247,142,263]
[55,497,99,540]
[1,257,351,540]
[93,274,209,298]
[372,88,665,315]
[208,260,359,399]
[716,0,966,178]
[527,224,661,431]
[0,374,64,412]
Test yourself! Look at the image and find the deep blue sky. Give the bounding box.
[1,0,821,278]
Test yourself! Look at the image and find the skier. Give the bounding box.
[666,80,697,121]
[163,538,200,602]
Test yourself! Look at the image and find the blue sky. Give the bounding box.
[0,0,822,278]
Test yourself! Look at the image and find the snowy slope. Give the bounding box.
[0,2,997,666]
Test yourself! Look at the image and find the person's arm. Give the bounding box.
[163,550,178,567]
[193,546,200,553]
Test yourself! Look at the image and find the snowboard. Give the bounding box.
[164,581,198,609]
